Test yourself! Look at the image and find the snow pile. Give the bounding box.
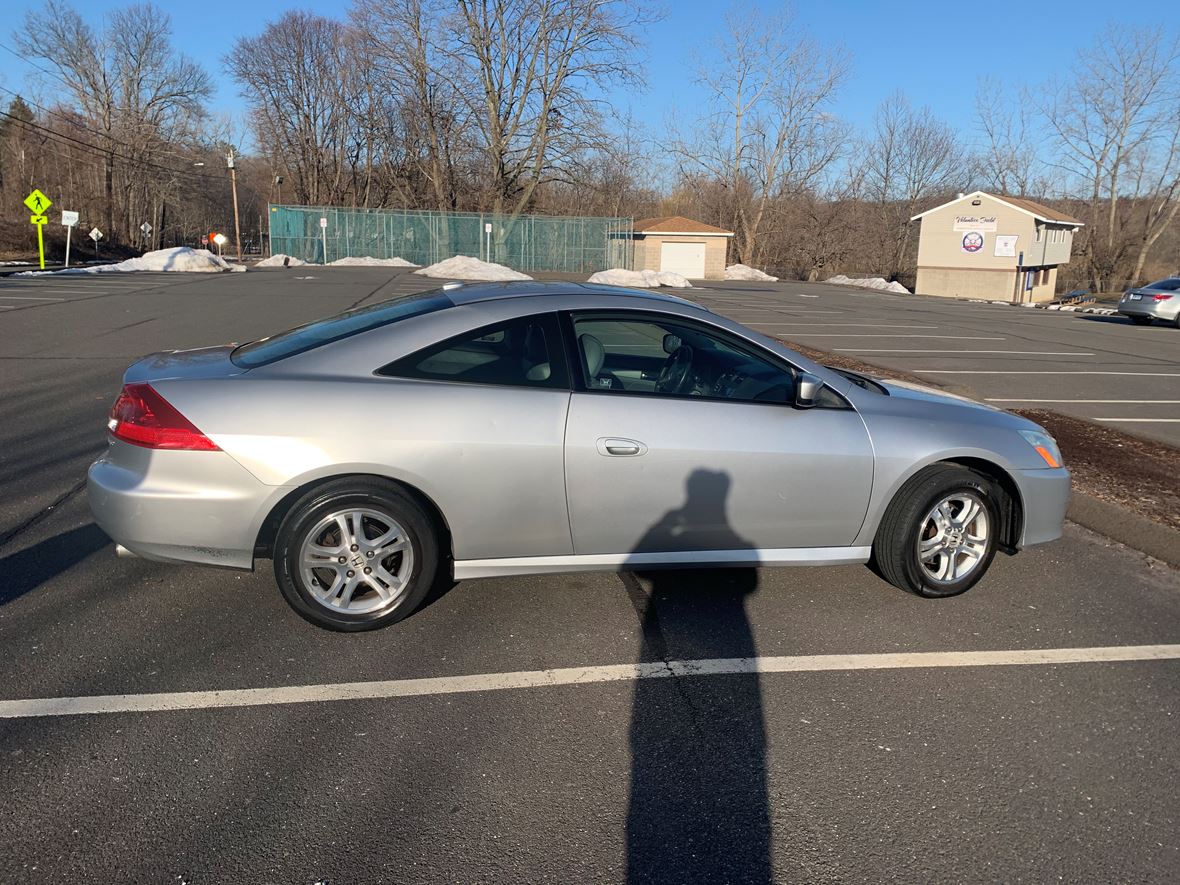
[17,247,244,275]
[586,268,693,289]
[825,274,910,294]
[329,256,418,267]
[725,264,778,282]
[414,255,532,281]
[255,253,308,267]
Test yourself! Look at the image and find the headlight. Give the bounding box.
[1019,429,1063,468]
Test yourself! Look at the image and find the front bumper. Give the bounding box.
[1014,467,1071,548]
[88,440,282,570]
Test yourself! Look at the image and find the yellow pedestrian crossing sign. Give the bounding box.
[24,188,52,215]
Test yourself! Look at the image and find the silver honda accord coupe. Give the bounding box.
[88,282,1070,631]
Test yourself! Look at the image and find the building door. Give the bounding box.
[659,242,706,279]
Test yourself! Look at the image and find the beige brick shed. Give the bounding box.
[630,216,733,280]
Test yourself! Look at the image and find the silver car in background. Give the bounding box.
[88,282,1070,631]
[1118,277,1180,326]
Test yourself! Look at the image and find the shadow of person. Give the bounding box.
[624,469,771,883]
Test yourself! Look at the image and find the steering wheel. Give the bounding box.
[656,345,694,394]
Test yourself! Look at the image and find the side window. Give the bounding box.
[378,314,567,389]
[571,314,800,404]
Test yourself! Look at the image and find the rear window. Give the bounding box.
[1147,278,1180,291]
[231,290,453,368]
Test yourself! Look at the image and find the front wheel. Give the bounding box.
[274,479,439,631]
[871,465,1000,598]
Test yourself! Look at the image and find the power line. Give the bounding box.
[0,107,232,184]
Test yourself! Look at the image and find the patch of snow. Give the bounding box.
[255,253,308,267]
[0,260,32,266]
[328,256,419,267]
[414,255,532,281]
[586,268,693,288]
[824,274,910,295]
[725,264,778,282]
[16,247,244,275]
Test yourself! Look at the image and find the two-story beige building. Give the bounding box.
[910,192,1083,303]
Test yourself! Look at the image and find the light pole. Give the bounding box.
[227,149,243,262]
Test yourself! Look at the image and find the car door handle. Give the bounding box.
[597,437,647,457]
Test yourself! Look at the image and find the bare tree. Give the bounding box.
[1041,26,1180,289]
[974,78,1051,196]
[226,12,361,206]
[444,0,651,224]
[674,4,849,265]
[17,0,211,243]
[863,92,965,280]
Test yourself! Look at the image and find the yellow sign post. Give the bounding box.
[23,189,53,270]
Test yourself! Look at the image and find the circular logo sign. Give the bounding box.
[962,231,984,253]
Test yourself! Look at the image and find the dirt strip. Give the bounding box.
[783,340,1180,531]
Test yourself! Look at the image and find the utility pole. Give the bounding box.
[227,148,243,262]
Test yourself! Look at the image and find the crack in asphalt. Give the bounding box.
[0,478,88,551]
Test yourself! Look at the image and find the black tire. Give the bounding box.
[274,478,439,631]
[870,464,1000,599]
[1130,315,1153,325]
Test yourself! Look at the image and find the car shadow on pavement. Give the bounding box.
[0,523,111,607]
[624,469,772,884]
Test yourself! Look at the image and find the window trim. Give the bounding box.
[560,308,850,410]
[374,311,572,391]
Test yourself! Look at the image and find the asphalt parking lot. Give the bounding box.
[1,268,1178,883]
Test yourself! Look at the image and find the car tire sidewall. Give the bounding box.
[901,476,999,599]
[275,483,438,631]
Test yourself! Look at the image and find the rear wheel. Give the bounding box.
[1130,315,1154,325]
[274,479,438,631]
[871,465,1000,598]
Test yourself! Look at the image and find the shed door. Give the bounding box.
[659,242,706,279]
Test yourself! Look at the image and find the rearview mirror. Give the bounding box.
[795,372,822,409]
[662,333,682,354]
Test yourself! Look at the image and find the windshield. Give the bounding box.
[231,290,454,368]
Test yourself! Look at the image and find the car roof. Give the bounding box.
[442,280,709,311]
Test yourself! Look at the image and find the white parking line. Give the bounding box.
[751,323,939,329]
[987,399,1180,404]
[0,644,1176,719]
[1094,418,1180,423]
[789,335,1005,339]
[837,349,1094,355]
[0,295,65,301]
[917,370,1180,376]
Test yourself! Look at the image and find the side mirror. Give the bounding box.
[795,372,822,409]
[662,333,682,354]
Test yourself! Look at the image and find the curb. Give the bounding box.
[1066,492,1180,568]
[964,298,1117,315]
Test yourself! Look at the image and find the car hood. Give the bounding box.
[876,379,1001,412]
[123,345,244,384]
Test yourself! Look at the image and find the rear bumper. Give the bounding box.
[87,440,281,570]
[1118,300,1178,320]
[1014,467,1071,548]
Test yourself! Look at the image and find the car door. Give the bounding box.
[562,312,874,557]
[376,311,574,560]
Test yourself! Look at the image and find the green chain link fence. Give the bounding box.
[268,205,633,273]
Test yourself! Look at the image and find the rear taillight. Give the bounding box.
[1151,294,1173,301]
[107,383,219,451]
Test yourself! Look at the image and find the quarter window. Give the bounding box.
[378,314,567,389]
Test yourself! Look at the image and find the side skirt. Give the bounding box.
[453,547,872,580]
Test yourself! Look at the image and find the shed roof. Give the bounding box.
[910,191,1083,226]
[633,216,734,236]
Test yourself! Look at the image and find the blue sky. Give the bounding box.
[0,0,1174,147]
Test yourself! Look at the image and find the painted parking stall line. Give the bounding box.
[1,644,1178,719]
[916,370,1180,376]
[837,349,1094,356]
